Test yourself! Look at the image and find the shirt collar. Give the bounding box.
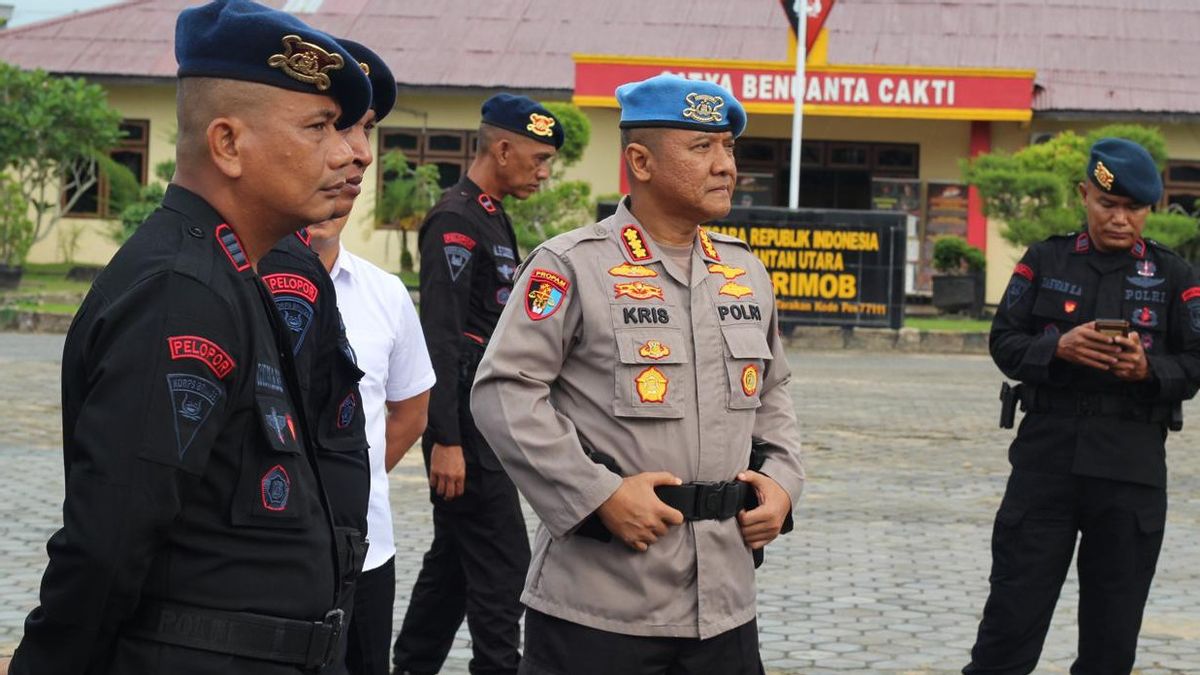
[329,242,354,281]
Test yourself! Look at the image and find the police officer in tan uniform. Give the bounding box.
[471,74,804,674]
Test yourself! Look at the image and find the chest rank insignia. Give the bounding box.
[697,228,721,261]
[1094,160,1115,191]
[615,282,664,301]
[719,281,753,299]
[638,340,671,360]
[741,364,760,397]
[635,366,669,403]
[682,92,725,124]
[527,113,556,138]
[708,263,745,280]
[620,225,652,261]
[268,35,345,92]
[609,263,657,278]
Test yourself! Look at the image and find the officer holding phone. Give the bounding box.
[966,138,1200,674]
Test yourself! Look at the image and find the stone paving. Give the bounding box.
[1,334,1199,673]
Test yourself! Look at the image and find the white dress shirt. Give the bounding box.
[330,244,436,571]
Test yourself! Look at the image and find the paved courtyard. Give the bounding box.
[1,333,1198,673]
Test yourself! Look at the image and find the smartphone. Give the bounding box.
[1095,319,1130,337]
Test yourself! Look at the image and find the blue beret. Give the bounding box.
[481,93,564,149]
[175,0,371,131]
[1088,137,1163,206]
[616,74,746,138]
[338,39,396,121]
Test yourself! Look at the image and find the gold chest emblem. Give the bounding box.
[615,282,665,301]
[741,364,759,396]
[707,263,745,280]
[1094,160,1115,191]
[682,93,725,124]
[609,263,658,278]
[268,35,345,92]
[635,366,669,403]
[527,113,556,137]
[719,281,753,299]
[638,340,671,360]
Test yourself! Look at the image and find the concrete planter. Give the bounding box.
[931,272,984,316]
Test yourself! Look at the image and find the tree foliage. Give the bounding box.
[110,158,175,245]
[0,62,124,244]
[932,235,985,274]
[963,124,1196,250]
[503,101,595,253]
[0,175,34,267]
[374,150,441,272]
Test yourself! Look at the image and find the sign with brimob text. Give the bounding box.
[706,207,907,329]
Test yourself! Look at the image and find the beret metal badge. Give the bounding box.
[682,92,725,124]
[527,113,556,138]
[1094,160,1115,191]
[268,34,345,92]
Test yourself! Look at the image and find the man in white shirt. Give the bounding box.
[308,212,435,675]
[307,41,436,675]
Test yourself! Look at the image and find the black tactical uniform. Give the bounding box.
[10,186,347,675]
[393,175,530,674]
[261,233,371,674]
[966,230,1200,674]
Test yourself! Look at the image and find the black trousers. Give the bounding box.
[518,610,764,675]
[345,557,395,675]
[393,459,530,675]
[964,470,1166,675]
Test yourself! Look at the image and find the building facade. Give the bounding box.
[2,0,1198,304]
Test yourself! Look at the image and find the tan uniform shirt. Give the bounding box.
[471,198,805,639]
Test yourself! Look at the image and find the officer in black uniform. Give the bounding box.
[259,37,396,675]
[5,1,372,673]
[965,138,1200,674]
[393,94,562,675]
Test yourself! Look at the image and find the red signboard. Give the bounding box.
[574,55,1035,122]
[779,0,837,54]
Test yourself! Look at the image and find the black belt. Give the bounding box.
[126,600,344,670]
[1027,387,1169,423]
[655,480,752,520]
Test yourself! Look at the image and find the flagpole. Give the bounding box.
[787,0,807,210]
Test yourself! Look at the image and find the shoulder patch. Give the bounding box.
[166,373,223,459]
[262,273,319,303]
[525,268,570,321]
[216,224,251,272]
[1013,263,1034,281]
[1182,287,1200,303]
[167,335,236,379]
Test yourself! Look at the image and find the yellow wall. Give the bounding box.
[28,82,179,265]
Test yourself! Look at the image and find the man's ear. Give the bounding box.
[624,142,653,184]
[494,138,514,167]
[207,117,245,179]
[1077,181,1089,203]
